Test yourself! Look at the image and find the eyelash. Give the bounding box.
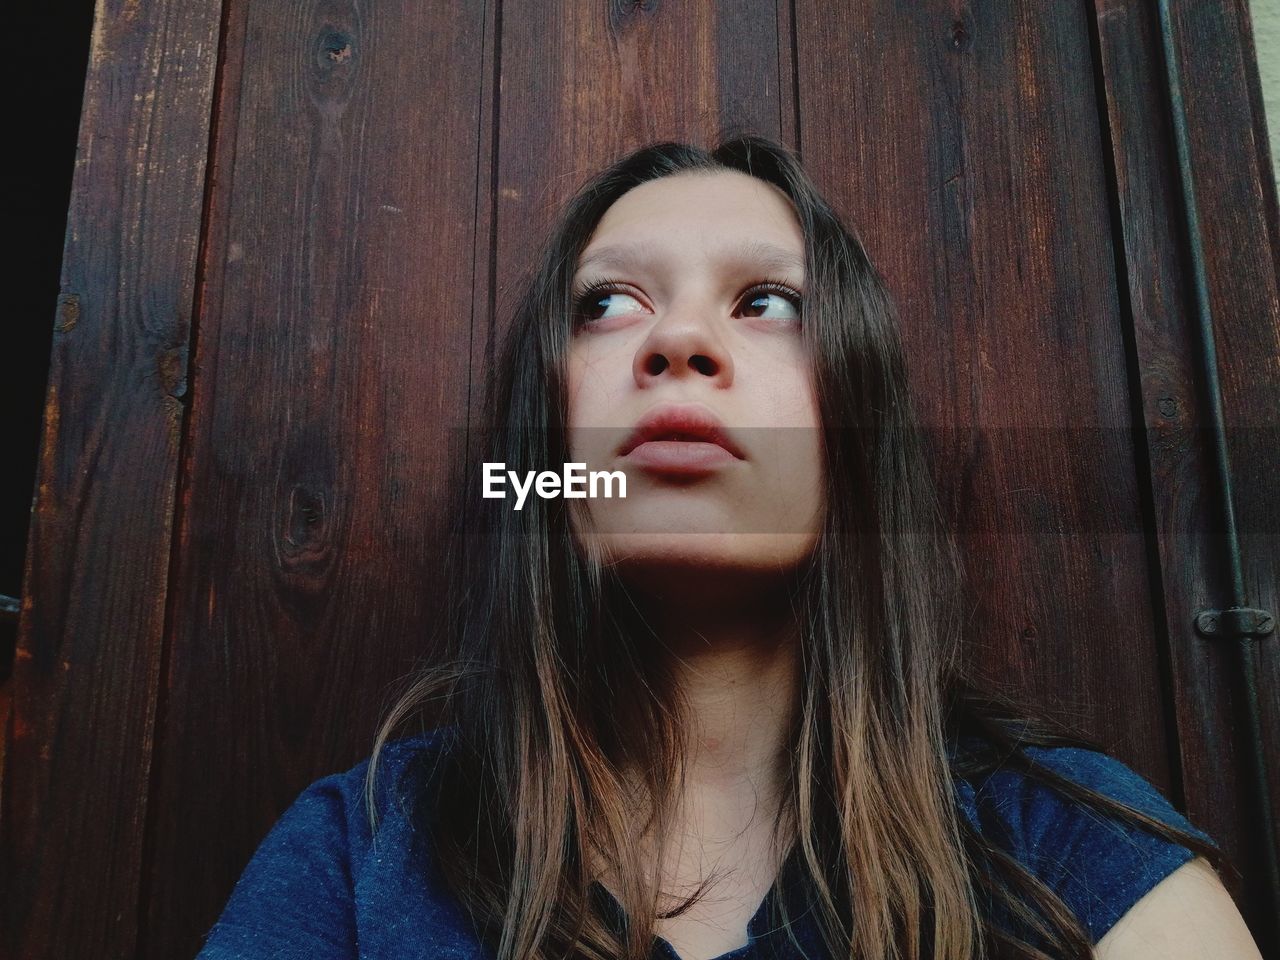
[570,277,804,325]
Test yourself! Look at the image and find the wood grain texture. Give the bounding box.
[0,0,224,957]
[794,2,1178,778]
[1092,0,1279,949]
[136,0,493,956]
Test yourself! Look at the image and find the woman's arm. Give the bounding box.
[1094,858,1262,959]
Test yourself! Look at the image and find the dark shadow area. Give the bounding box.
[2,1,98,681]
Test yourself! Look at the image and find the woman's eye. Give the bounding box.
[738,285,802,322]
[573,285,646,325]
[572,280,803,328]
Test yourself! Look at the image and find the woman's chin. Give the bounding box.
[583,531,818,576]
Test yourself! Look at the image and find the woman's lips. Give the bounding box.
[615,403,746,478]
[621,438,738,476]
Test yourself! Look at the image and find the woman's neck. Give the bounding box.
[624,569,801,804]
[589,573,802,927]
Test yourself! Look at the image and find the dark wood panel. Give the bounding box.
[141,0,491,956]
[0,0,224,957]
[794,0,1177,788]
[1092,0,1278,948]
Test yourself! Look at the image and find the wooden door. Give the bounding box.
[3,1,1276,957]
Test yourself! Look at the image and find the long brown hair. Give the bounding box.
[365,135,1219,960]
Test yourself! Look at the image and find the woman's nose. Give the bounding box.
[632,308,735,388]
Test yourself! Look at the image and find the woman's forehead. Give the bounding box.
[577,176,804,278]
[576,237,804,278]
[589,171,799,237]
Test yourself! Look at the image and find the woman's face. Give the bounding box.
[565,170,824,585]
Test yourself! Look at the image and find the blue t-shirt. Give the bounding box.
[195,727,1211,959]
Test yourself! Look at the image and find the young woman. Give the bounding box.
[197,137,1263,960]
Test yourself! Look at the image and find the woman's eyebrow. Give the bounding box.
[575,239,804,275]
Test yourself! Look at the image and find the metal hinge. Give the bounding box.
[1194,606,1275,640]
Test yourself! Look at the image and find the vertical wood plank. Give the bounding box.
[0,1,224,957]
[1092,0,1279,948]
[141,0,492,955]
[793,2,1178,780]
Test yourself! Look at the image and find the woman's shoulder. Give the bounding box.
[321,724,459,845]
[953,740,1196,822]
[197,725,464,959]
[952,739,1216,944]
